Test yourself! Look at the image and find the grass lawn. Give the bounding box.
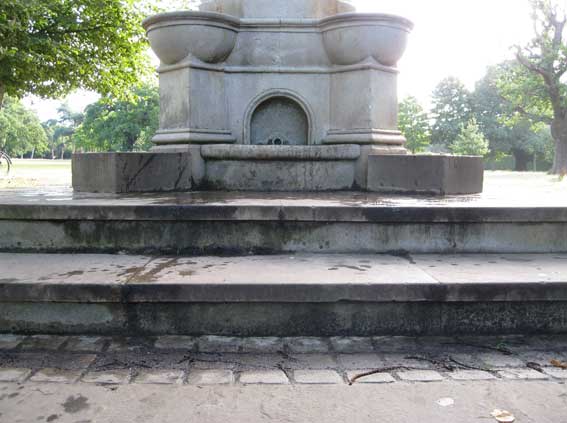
[0,159,72,189]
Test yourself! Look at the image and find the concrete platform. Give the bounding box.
[1,179,567,253]
[2,253,567,336]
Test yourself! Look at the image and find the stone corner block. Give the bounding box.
[367,154,484,195]
[72,152,193,194]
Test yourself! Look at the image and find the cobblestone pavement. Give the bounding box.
[1,334,567,387]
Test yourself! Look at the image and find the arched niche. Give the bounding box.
[249,96,309,146]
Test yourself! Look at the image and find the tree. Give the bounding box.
[75,85,159,152]
[0,96,48,157]
[430,77,474,148]
[474,64,553,171]
[0,0,152,110]
[497,0,567,174]
[398,97,431,154]
[450,120,490,157]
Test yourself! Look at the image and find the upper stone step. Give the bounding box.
[198,0,356,18]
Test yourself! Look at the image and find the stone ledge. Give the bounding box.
[2,253,567,304]
[367,155,484,195]
[201,144,361,161]
[72,153,192,194]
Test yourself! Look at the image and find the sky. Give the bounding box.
[24,0,537,121]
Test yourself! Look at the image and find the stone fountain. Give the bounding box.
[73,0,483,194]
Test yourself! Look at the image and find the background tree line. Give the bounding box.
[399,72,554,171]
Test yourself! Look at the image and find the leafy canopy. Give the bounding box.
[75,84,159,152]
[398,96,431,154]
[474,64,552,160]
[0,97,48,156]
[450,119,490,157]
[496,0,567,173]
[430,77,474,147]
[0,0,152,107]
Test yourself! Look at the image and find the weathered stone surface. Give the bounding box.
[30,368,82,384]
[187,370,234,385]
[64,337,109,353]
[72,153,192,193]
[0,335,25,350]
[449,370,497,381]
[154,336,197,351]
[478,354,525,369]
[330,337,375,353]
[497,369,549,380]
[239,370,289,385]
[293,370,343,384]
[82,370,131,385]
[285,338,330,354]
[337,354,383,370]
[205,159,357,191]
[367,155,484,195]
[198,336,242,353]
[397,370,444,382]
[134,370,184,385]
[20,335,67,351]
[0,368,31,383]
[240,337,285,353]
[543,368,567,379]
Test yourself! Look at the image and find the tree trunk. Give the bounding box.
[0,83,5,111]
[551,118,567,175]
[553,138,567,175]
[512,149,531,172]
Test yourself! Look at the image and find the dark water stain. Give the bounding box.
[58,270,84,278]
[46,415,59,422]
[127,258,182,283]
[335,264,367,272]
[0,278,18,283]
[500,256,534,263]
[179,270,195,277]
[62,395,89,414]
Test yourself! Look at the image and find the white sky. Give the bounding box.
[25,0,536,121]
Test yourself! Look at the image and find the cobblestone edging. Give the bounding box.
[1,334,566,386]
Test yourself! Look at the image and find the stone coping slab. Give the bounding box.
[1,253,567,304]
[201,144,361,161]
[1,188,567,223]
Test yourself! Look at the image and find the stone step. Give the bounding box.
[2,253,567,336]
[0,189,566,254]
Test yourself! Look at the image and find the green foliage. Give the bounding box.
[450,120,490,157]
[75,85,159,152]
[496,0,567,173]
[431,77,474,147]
[0,0,153,108]
[398,96,431,153]
[473,64,553,170]
[0,96,48,156]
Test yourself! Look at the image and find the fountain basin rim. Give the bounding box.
[143,11,241,31]
[143,11,413,32]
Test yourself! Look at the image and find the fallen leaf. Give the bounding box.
[436,397,455,407]
[551,359,567,370]
[491,409,515,423]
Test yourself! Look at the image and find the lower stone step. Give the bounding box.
[2,253,567,336]
[0,189,566,254]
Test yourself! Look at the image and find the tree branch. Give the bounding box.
[498,92,553,124]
